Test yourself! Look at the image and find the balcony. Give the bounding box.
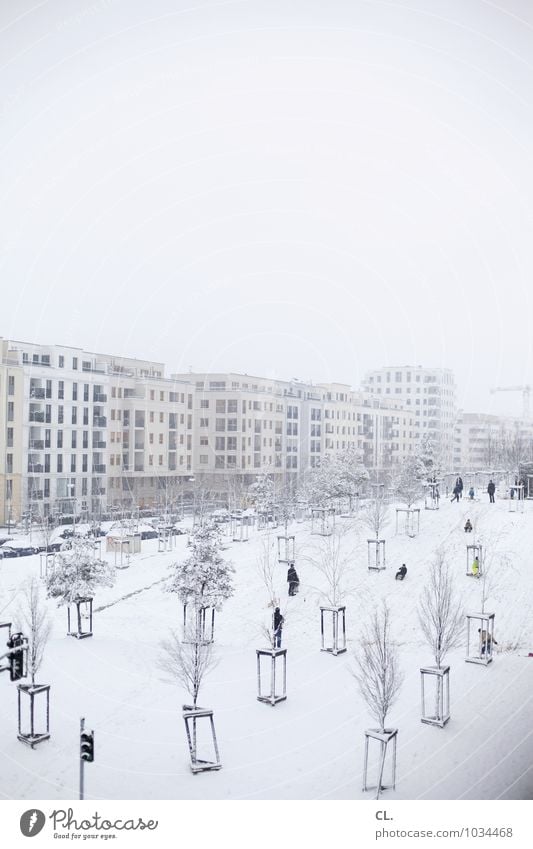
[93,393,107,403]
[29,388,45,399]
[29,412,45,423]
[29,490,44,500]
[168,464,177,471]
[93,416,107,427]
[134,464,144,472]
[28,463,44,473]
[92,464,106,474]
[29,440,44,450]
[93,440,107,449]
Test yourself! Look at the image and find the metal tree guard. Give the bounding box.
[311,507,334,536]
[466,612,496,666]
[395,508,420,537]
[158,525,174,552]
[67,598,93,639]
[17,683,51,747]
[256,648,287,705]
[509,484,525,512]
[277,535,295,564]
[363,728,398,799]
[295,501,308,523]
[39,552,55,580]
[320,606,346,655]
[231,516,250,542]
[182,704,221,773]
[183,604,215,644]
[420,666,450,727]
[424,482,440,510]
[367,539,386,570]
[466,544,483,577]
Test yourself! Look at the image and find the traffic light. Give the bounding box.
[7,633,25,682]
[80,730,94,762]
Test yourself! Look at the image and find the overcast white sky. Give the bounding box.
[1,0,533,416]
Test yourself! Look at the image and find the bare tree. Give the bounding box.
[363,496,390,541]
[15,577,52,687]
[256,536,284,648]
[418,550,464,669]
[303,523,358,608]
[352,601,403,733]
[159,626,218,708]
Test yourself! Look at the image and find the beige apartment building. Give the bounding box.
[0,337,420,523]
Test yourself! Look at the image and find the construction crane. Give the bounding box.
[490,385,531,419]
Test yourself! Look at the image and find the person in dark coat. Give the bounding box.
[287,563,300,596]
[451,484,460,503]
[457,477,464,499]
[487,480,496,503]
[395,564,407,581]
[464,519,473,532]
[273,607,284,648]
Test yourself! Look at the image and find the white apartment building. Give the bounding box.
[453,411,533,472]
[363,366,457,468]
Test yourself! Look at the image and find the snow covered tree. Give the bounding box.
[393,453,425,508]
[299,457,337,508]
[249,471,276,514]
[15,577,52,687]
[330,447,369,511]
[416,435,444,482]
[46,537,115,607]
[352,602,403,733]
[167,524,235,640]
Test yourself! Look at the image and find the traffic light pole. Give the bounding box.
[79,717,85,801]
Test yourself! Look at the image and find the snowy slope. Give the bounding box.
[0,498,532,801]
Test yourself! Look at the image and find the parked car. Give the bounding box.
[0,544,38,558]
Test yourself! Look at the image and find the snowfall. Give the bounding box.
[1,493,532,801]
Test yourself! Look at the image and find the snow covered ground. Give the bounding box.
[0,497,532,801]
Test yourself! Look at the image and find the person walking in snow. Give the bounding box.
[468,487,475,500]
[451,483,461,503]
[457,476,464,499]
[287,563,300,596]
[395,564,407,581]
[273,607,284,648]
[464,519,473,533]
[487,479,496,503]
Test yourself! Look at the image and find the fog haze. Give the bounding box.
[1,0,533,416]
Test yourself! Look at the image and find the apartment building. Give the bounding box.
[0,336,422,523]
[173,373,416,489]
[0,339,194,522]
[363,366,457,468]
[453,411,533,471]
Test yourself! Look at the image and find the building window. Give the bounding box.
[7,402,14,422]
[72,357,78,370]
[8,375,15,395]
[216,400,226,413]
[199,455,209,464]
[215,419,225,432]
[200,399,209,408]
[200,418,209,427]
